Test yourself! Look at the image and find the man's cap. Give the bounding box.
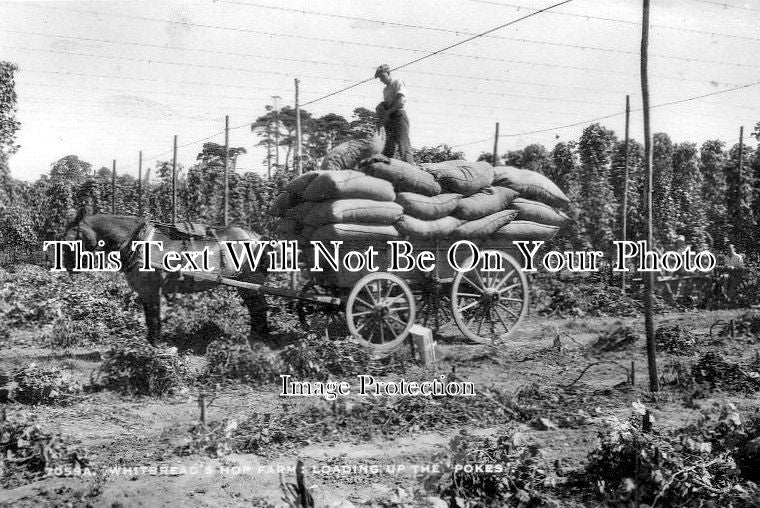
[375,64,390,78]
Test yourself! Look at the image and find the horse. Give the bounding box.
[61,213,271,347]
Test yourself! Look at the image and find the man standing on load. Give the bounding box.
[375,64,415,164]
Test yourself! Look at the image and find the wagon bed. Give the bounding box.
[296,237,530,353]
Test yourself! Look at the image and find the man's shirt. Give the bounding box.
[383,78,407,108]
[726,252,744,268]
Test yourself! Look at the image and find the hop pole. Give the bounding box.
[641,0,659,391]
[172,135,178,224]
[111,160,116,214]
[138,151,143,216]
[492,122,500,166]
[224,116,230,226]
[621,95,630,292]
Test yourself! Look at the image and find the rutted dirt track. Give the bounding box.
[1,267,759,507]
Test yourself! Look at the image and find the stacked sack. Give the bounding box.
[270,169,402,245]
[271,153,571,249]
[489,165,570,242]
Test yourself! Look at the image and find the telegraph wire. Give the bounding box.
[303,0,581,106]
[13,32,670,94]
[7,12,751,85]
[471,0,760,41]
[452,78,760,146]
[227,0,760,47]
[691,0,760,13]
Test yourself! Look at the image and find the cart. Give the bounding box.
[291,238,530,353]
[151,221,531,354]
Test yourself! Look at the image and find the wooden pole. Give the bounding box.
[621,95,630,292]
[224,115,229,226]
[137,151,143,216]
[640,0,659,391]
[111,159,116,214]
[295,78,302,176]
[292,80,302,291]
[492,122,500,166]
[266,122,272,178]
[738,125,744,178]
[172,135,178,224]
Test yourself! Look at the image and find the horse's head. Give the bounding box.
[61,211,94,272]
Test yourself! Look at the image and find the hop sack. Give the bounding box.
[361,158,441,196]
[492,166,570,208]
[509,198,569,227]
[492,220,560,241]
[454,209,518,239]
[320,131,384,171]
[420,160,494,196]
[286,171,324,196]
[396,192,462,220]
[454,186,519,221]
[303,199,403,227]
[285,202,316,223]
[396,215,464,240]
[302,170,396,202]
[270,191,297,217]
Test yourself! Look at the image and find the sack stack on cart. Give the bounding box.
[268,147,572,348]
[271,154,570,249]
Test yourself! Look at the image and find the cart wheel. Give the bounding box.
[346,272,416,353]
[451,250,528,344]
[414,277,453,333]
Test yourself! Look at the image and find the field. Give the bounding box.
[1,265,760,507]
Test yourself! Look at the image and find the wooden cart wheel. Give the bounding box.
[346,272,416,353]
[295,279,347,337]
[414,277,454,333]
[451,250,529,344]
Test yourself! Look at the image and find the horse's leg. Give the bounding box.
[141,286,162,346]
[239,289,271,347]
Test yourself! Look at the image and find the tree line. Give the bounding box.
[1,59,759,261]
[479,123,760,258]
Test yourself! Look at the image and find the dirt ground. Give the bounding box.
[1,268,759,507]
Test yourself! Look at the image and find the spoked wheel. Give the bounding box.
[414,276,453,333]
[295,279,347,338]
[346,272,416,353]
[451,250,529,344]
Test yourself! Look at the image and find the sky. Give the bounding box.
[1,0,759,182]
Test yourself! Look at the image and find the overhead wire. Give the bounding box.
[5,17,746,89]
[452,77,760,147]
[11,31,658,96]
[7,1,759,173]
[470,0,760,41]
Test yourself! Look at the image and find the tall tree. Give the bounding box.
[699,140,728,249]
[652,133,676,245]
[576,123,618,249]
[0,61,20,207]
[43,156,93,237]
[548,141,580,249]
[414,145,464,163]
[251,105,278,175]
[725,142,756,252]
[504,143,552,174]
[348,107,378,139]
[476,152,496,165]
[313,113,351,155]
[548,141,578,193]
[671,142,707,247]
[196,142,246,171]
[0,61,20,161]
